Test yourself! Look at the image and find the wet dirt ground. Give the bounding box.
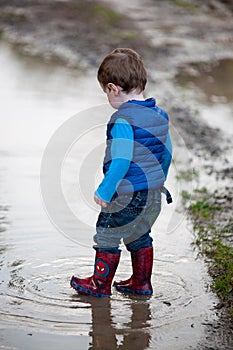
[0,0,233,349]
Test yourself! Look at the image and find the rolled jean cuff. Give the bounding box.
[93,246,121,254]
[125,232,153,252]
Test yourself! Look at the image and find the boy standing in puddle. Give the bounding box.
[71,48,172,297]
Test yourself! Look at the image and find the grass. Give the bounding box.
[189,199,221,220]
[181,190,191,204]
[169,0,198,11]
[183,187,233,315]
[93,4,122,25]
[176,169,199,181]
[208,241,233,300]
[195,230,233,312]
[120,31,138,40]
[0,11,27,22]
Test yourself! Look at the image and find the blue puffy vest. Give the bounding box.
[103,98,169,194]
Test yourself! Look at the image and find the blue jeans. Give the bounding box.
[94,189,161,254]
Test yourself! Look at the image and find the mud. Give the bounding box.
[0,0,233,349]
[0,0,155,68]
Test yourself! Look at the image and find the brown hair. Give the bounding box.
[97,48,147,93]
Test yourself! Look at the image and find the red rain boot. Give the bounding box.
[70,251,120,297]
[113,247,153,295]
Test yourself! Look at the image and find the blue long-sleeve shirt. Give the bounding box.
[95,118,172,203]
[95,118,133,202]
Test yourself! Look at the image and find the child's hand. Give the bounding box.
[94,194,108,208]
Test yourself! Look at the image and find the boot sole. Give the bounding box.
[115,285,152,295]
[70,278,111,298]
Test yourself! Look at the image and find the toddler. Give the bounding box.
[71,48,172,297]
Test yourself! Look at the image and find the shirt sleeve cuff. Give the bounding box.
[94,190,111,203]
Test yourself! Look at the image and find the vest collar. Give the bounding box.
[127,98,156,108]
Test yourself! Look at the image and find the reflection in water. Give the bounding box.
[88,298,117,350]
[119,299,151,350]
[75,295,151,350]
[176,59,233,103]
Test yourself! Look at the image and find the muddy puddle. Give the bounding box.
[175,59,233,134]
[0,40,219,350]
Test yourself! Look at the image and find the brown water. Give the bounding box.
[0,41,218,350]
[175,59,233,134]
[176,59,233,103]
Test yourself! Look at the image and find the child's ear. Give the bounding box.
[107,83,120,96]
[107,83,114,92]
